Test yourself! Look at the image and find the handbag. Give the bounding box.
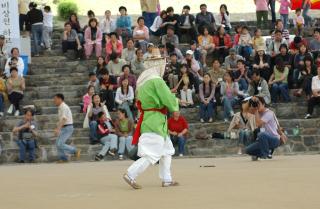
[273,113,288,145]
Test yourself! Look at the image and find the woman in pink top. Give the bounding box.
[84,18,103,59]
[277,0,291,29]
[133,16,150,53]
[83,85,95,113]
[254,0,269,29]
[106,32,123,62]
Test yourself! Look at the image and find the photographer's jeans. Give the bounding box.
[170,135,186,155]
[238,130,253,146]
[56,125,76,161]
[223,97,237,120]
[245,132,280,158]
[16,139,36,161]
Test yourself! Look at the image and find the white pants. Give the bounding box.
[42,26,53,48]
[180,89,193,104]
[127,133,175,182]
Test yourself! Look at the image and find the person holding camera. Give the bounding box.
[245,96,281,161]
[248,70,271,104]
[13,109,38,163]
[4,48,24,78]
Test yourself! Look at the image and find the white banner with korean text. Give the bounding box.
[0,0,21,52]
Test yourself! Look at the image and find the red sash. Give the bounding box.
[132,100,168,145]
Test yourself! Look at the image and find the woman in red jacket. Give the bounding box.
[213,26,233,63]
[168,111,188,157]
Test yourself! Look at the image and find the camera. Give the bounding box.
[249,99,259,108]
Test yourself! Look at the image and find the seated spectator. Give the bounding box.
[4,48,24,78]
[213,26,232,63]
[84,18,102,59]
[82,85,95,113]
[233,25,242,49]
[252,28,265,55]
[116,6,132,45]
[305,66,320,119]
[190,40,202,63]
[289,36,308,55]
[221,71,239,122]
[161,25,179,47]
[121,39,136,64]
[115,109,134,160]
[69,13,84,43]
[271,19,290,41]
[225,48,245,72]
[106,32,123,61]
[182,50,201,78]
[150,10,167,36]
[195,4,216,34]
[173,64,195,107]
[268,57,291,103]
[163,7,180,34]
[267,30,288,58]
[233,60,250,93]
[293,8,304,36]
[253,47,271,81]
[238,26,253,61]
[245,96,281,160]
[208,59,225,104]
[215,4,231,33]
[0,70,7,117]
[293,43,313,86]
[61,22,82,59]
[179,5,197,42]
[83,10,96,31]
[0,35,8,71]
[309,28,320,52]
[115,78,134,120]
[248,70,271,104]
[87,72,100,93]
[165,42,184,62]
[133,16,150,53]
[143,43,155,60]
[131,48,146,76]
[164,53,181,89]
[107,53,126,77]
[228,98,256,155]
[198,26,215,68]
[168,111,188,157]
[99,70,117,111]
[294,55,317,98]
[13,109,38,163]
[83,94,111,144]
[199,73,216,123]
[94,112,118,161]
[118,65,137,90]
[6,67,25,116]
[93,56,107,77]
[276,44,292,69]
[100,10,116,41]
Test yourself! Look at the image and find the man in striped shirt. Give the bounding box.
[271,19,290,41]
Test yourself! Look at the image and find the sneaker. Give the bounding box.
[119,154,124,160]
[0,112,4,117]
[162,181,180,187]
[304,114,312,119]
[208,118,213,123]
[123,174,142,189]
[224,119,229,123]
[14,110,20,117]
[179,154,184,157]
[251,156,258,161]
[95,154,104,161]
[75,149,81,160]
[230,111,234,117]
[7,104,13,114]
[200,118,204,123]
[237,148,242,155]
[108,150,115,156]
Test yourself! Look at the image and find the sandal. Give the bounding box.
[123,174,142,189]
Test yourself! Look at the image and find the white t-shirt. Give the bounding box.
[58,102,73,125]
[43,11,53,28]
[4,57,24,78]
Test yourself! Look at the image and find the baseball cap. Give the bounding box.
[186,50,194,55]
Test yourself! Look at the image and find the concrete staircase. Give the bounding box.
[0,24,320,164]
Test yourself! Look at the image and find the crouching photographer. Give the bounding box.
[245,96,284,161]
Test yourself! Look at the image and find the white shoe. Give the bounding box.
[304,114,311,119]
[230,111,234,117]
[0,112,3,117]
[119,155,123,160]
[200,119,204,123]
[179,154,184,157]
[14,110,20,116]
[224,119,229,123]
[7,104,13,114]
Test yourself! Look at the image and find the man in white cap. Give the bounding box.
[123,59,179,189]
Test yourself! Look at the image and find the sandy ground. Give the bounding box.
[1,155,320,209]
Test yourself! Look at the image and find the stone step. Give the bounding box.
[28,66,87,75]
[25,98,82,108]
[24,85,87,99]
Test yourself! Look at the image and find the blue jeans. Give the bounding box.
[118,136,133,155]
[0,93,4,112]
[142,12,158,29]
[171,135,186,155]
[238,129,253,146]
[98,134,118,156]
[16,139,36,161]
[302,4,312,27]
[223,97,237,119]
[239,46,252,60]
[199,101,214,121]
[280,14,289,29]
[271,82,290,103]
[31,24,43,55]
[268,0,276,24]
[238,78,248,92]
[245,132,280,158]
[56,125,75,161]
[89,121,98,143]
